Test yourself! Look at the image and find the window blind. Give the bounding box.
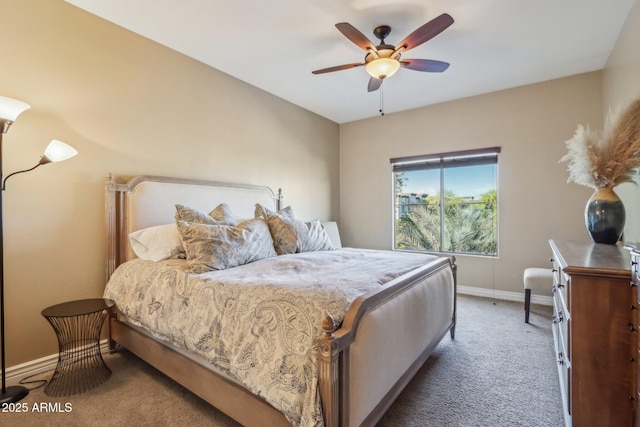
[391,147,501,172]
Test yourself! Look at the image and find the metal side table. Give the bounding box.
[41,298,114,396]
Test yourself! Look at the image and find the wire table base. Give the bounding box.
[41,299,114,397]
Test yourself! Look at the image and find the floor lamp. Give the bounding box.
[0,96,78,404]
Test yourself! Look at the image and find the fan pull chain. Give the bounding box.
[379,87,385,116]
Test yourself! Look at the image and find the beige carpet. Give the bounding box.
[3,295,562,426]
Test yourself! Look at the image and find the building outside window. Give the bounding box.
[391,147,500,256]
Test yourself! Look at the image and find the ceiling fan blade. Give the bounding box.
[335,22,377,51]
[401,59,450,72]
[367,77,383,92]
[396,13,454,52]
[312,62,365,74]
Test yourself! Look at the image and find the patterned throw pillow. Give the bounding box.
[176,218,277,273]
[255,204,334,255]
[174,203,237,226]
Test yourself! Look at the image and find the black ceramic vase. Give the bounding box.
[584,187,625,244]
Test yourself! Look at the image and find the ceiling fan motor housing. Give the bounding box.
[365,44,398,62]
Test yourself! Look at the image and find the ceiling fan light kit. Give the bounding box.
[365,57,400,80]
[312,13,454,93]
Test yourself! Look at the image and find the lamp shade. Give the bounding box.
[42,140,78,164]
[0,96,31,123]
[365,58,401,80]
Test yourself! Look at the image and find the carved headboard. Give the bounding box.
[105,175,281,279]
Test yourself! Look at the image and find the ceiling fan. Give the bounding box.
[312,13,454,92]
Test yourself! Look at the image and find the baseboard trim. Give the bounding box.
[458,285,553,306]
[5,339,111,385]
[8,289,549,384]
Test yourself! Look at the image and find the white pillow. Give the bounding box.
[321,221,342,249]
[129,224,184,262]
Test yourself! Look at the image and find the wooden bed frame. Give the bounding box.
[105,175,457,427]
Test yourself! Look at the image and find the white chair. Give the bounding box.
[523,267,553,323]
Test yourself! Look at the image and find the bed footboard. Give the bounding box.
[318,256,456,427]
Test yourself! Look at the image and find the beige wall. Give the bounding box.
[340,72,603,293]
[2,1,339,366]
[603,0,640,242]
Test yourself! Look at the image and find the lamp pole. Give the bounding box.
[0,119,29,404]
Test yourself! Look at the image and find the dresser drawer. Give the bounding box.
[551,258,570,312]
[552,312,571,416]
[633,283,640,332]
[553,292,570,363]
[632,251,640,274]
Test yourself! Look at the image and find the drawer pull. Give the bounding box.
[557,352,564,365]
[553,313,564,324]
[631,281,638,288]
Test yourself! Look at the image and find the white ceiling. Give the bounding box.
[65,0,636,124]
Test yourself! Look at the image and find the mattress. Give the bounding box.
[104,248,438,426]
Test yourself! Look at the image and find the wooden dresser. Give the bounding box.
[549,240,634,427]
[630,244,640,427]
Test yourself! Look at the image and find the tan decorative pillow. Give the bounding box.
[255,204,334,255]
[176,218,277,273]
[209,203,237,224]
[175,203,237,226]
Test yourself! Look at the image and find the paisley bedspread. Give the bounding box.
[104,248,438,426]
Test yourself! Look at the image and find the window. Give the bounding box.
[391,147,500,256]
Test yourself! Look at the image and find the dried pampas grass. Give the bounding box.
[561,96,640,189]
